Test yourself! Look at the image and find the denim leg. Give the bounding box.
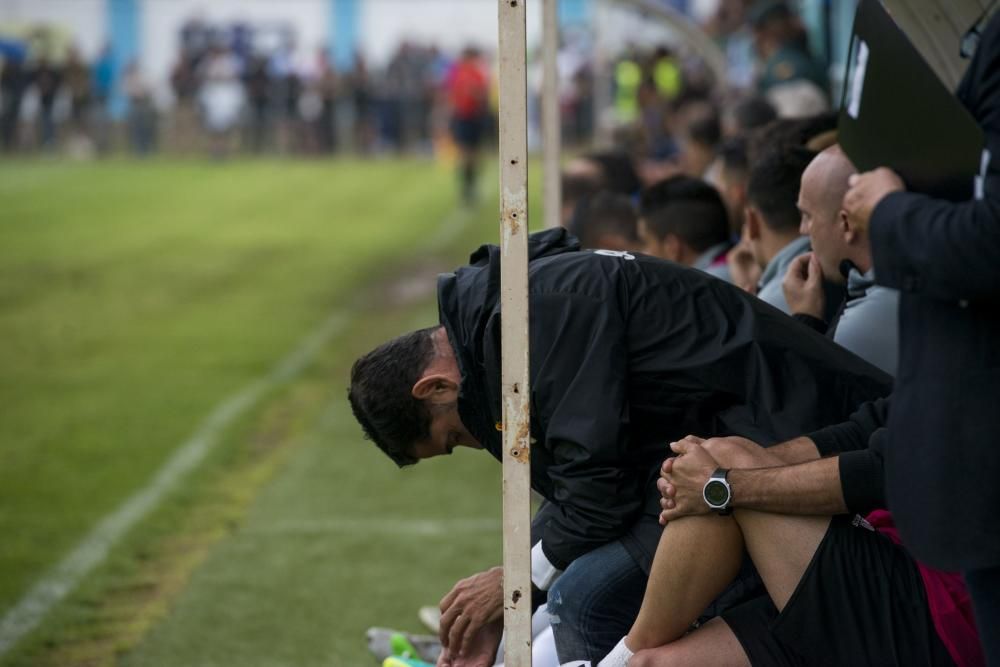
[546,539,647,663]
[966,566,1000,666]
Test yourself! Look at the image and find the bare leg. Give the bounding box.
[625,515,744,651]
[733,510,829,611]
[630,617,750,667]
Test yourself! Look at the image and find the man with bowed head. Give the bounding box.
[349,229,889,665]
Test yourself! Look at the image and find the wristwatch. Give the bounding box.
[703,468,733,515]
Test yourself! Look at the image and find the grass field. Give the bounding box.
[0,157,535,666]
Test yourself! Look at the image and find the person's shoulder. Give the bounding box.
[764,46,815,84]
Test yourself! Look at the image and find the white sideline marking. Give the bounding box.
[0,205,474,657]
[245,517,498,537]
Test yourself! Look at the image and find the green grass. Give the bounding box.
[0,158,456,610]
[0,157,543,665]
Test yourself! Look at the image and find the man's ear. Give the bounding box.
[839,208,858,244]
[411,374,458,401]
[662,234,683,262]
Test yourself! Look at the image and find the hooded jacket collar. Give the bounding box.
[437,228,581,458]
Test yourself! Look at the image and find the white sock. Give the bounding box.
[596,637,634,667]
[560,662,592,667]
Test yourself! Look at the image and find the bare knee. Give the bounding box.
[702,437,767,469]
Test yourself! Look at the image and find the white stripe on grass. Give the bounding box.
[0,205,474,657]
[245,517,498,537]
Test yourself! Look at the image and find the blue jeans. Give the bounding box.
[546,539,647,663]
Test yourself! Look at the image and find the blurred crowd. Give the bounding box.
[0,19,494,159]
[0,0,832,162]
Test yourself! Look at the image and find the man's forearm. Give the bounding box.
[764,436,821,465]
[729,456,847,515]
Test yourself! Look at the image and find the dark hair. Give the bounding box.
[748,112,837,164]
[687,109,722,149]
[731,95,777,134]
[749,0,794,28]
[746,146,816,233]
[583,151,642,196]
[718,137,749,176]
[348,326,438,467]
[561,172,603,207]
[640,176,730,252]
[569,192,639,248]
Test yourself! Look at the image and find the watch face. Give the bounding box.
[705,480,729,507]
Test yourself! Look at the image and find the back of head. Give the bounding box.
[747,145,816,233]
[718,137,749,182]
[729,95,778,136]
[348,327,437,467]
[685,104,722,150]
[569,192,639,250]
[748,111,837,164]
[749,0,794,29]
[640,176,730,252]
[584,150,642,196]
[801,144,858,228]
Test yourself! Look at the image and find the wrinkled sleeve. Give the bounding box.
[528,291,640,584]
[838,428,888,514]
[870,188,1000,301]
[807,397,890,456]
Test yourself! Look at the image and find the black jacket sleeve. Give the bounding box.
[807,397,891,456]
[793,312,828,334]
[837,428,888,514]
[529,291,641,571]
[807,398,890,514]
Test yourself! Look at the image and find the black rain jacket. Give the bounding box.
[437,229,892,572]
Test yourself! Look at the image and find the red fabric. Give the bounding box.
[866,510,985,667]
[709,249,730,268]
[446,60,488,119]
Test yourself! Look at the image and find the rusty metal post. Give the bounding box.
[542,0,561,228]
[497,0,532,665]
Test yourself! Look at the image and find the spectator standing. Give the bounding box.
[31,56,62,150]
[199,46,243,158]
[242,55,271,153]
[445,46,490,205]
[0,57,28,152]
[91,45,114,154]
[347,53,374,154]
[170,52,201,154]
[63,48,93,154]
[124,61,157,155]
[314,50,340,154]
[843,10,1000,661]
[750,1,828,109]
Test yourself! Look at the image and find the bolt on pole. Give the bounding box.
[497,0,532,665]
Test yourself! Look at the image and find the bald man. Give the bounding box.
[782,146,900,375]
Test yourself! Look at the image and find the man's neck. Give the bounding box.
[759,230,803,268]
[850,248,873,275]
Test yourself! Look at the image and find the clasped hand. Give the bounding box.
[657,435,720,524]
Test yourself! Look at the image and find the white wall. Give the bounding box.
[141,0,327,86]
[0,0,106,58]
[360,0,542,64]
[0,0,556,97]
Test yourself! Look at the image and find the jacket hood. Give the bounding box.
[437,228,580,452]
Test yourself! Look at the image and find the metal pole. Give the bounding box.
[542,0,562,229]
[497,0,532,665]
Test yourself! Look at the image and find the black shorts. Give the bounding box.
[450,116,485,149]
[722,515,955,666]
